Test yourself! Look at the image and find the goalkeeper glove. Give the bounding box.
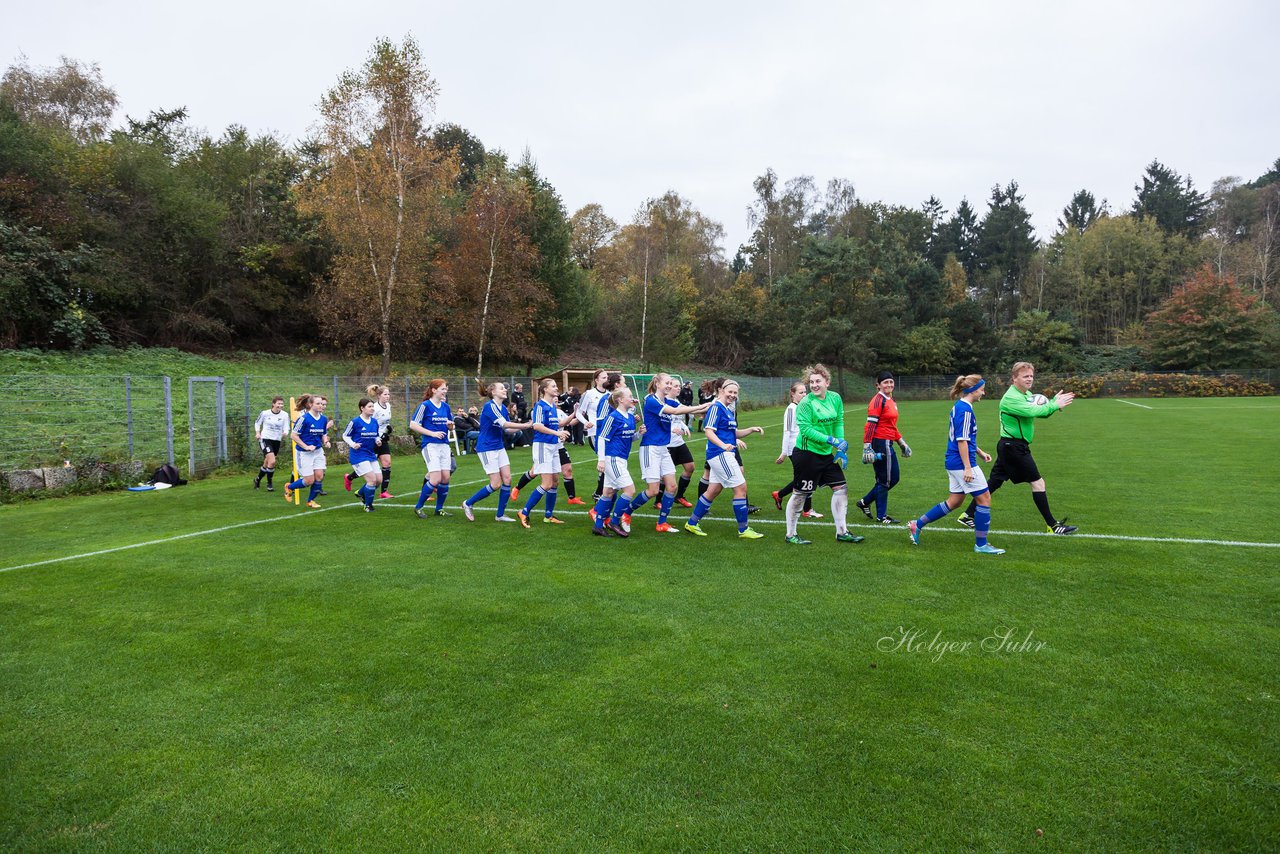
[834,450,848,469]
[827,436,849,453]
[899,440,911,458]
[861,443,877,465]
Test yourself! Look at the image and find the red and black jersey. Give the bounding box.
[863,392,900,443]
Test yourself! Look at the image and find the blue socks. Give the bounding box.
[357,483,374,507]
[519,486,545,514]
[416,479,435,510]
[544,488,557,518]
[974,505,992,547]
[467,484,495,507]
[917,501,951,529]
[617,491,651,523]
[308,482,322,502]
[435,484,449,511]
[496,484,512,516]
[593,496,612,529]
[689,495,713,525]
[733,498,749,532]
[658,492,675,524]
[287,477,306,492]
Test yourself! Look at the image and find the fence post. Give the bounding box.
[244,377,252,459]
[462,376,468,408]
[217,377,228,464]
[333,376,340,426]
[187,377,195,477]
[164,376,174,465]
[125,375,134,459]
[405,377,411,425]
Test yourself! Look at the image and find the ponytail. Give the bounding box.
[950,374,984,400]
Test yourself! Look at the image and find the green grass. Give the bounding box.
[2,398,1277,851]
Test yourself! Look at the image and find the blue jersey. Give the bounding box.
[532,399,560,445]
[293,411,328,452]
[412,399,452,447]
[344,415,381,465]
[476,400,510,453]
[945,400,979,469]
[597,406,637,459]
[703,401,737,461]
[640,393,681,447]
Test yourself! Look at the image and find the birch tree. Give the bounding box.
[306,36,456,375]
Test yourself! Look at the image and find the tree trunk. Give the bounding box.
[476,229,498,379]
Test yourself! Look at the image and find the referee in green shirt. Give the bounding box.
[960,361,1078,534]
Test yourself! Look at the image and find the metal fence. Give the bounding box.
[0,374,175,472]
[1,369,1275,477]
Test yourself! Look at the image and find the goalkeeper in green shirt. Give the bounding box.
[959,361,1078,534]
[783,363,865,545]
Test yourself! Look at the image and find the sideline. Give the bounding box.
[1116,400,1154,409]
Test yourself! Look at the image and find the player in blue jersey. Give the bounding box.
[512,382,584,508]
[409,379,454,518]
[517,378,576,528]
[683,379,766,539]
[342,398,384,511]
[591,386,641,537]
[253,395,289,491]
[462,381,533,522]
[907,373,1005,554]
[635,372,712,534]
[283,394,332,508]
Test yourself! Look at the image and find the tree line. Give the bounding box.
[2,39,1278,376]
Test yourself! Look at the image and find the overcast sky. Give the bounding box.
[5,0,1277,254]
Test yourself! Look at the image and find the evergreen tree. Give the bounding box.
[1131,159,1208,239]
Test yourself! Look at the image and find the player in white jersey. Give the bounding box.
[667,408,697,508]
[253,395,289,491]
[770,381,817,517]
[576,369,611,501]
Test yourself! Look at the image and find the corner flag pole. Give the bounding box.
[289,397,300,505]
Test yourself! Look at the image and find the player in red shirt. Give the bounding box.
[856,370,912,524]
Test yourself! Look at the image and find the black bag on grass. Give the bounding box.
[148,463,187,486]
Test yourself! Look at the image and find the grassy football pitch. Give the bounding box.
[2,397,1277,851]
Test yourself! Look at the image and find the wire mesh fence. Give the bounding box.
[2,369,1275,479]
[0,375,175,472]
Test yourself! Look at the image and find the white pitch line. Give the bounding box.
[1116,399,1154,409]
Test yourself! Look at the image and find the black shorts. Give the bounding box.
[989,438,1042,484]
[558,447,572,467]
[669,443,694,466]
[790,448,846,492]
[260,439,281,456]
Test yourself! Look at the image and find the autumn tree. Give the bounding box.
[306,36,457,375]
[440,160,549,377]
[1144,265,1279,369]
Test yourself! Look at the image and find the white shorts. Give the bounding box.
[639,444,675,483]
[295,448,326,476]
[602,455,634,490]
[352,459,380,477]
[707,453,746,488]
[947,467,990,494]
[477,448,510,475]
[531,442,560,475]
[421,443,451,473]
